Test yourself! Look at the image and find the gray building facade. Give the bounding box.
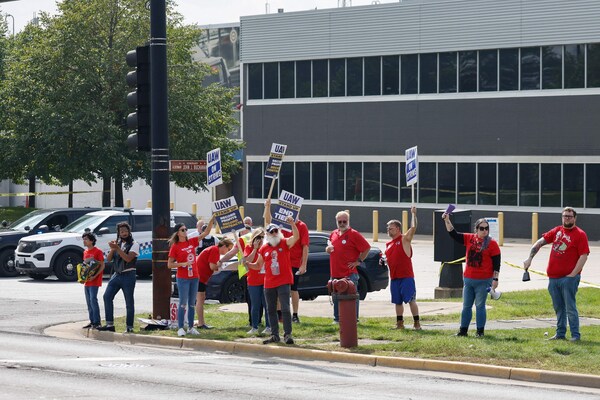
[236,0,600,238]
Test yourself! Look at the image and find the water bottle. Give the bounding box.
[187,254,194,277]
[187,265,193,277]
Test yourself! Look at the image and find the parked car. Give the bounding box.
[15,208,197,281]
[172,231,389,303]
[0,208,100,277]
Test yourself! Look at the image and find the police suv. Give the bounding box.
[15,209,197,281]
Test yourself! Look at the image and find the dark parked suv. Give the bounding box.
[0,208,99,277]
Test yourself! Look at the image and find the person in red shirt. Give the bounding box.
[524,207,589,341]
[385,206,421,330]
[326,211,371,323]
[195,238,236,329]
[81,232,105,330]
[243,228,270,335]
[442,213,501,337]
[245,216,299,345]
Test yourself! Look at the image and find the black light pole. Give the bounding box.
[150,0,171,319]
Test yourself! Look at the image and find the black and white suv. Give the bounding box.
[15,209,197,281]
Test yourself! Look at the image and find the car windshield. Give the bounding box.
[4,210,54,231]
[62,214,108,233]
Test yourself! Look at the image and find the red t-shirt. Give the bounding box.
[329,228,371,278]
[282,220,310,267]
[258,238,293,289]
[543,225,590,278]
[169,237,199,279]
[385,235,414,279]
[83,247,104,287]
[244,244,264,286]
[196,245,220,284]
[462,233,501,280]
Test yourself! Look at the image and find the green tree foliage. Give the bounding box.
[0,0,241,194]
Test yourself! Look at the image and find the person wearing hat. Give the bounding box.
[81,232,105,330]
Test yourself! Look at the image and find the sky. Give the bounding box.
[1,0,397,34]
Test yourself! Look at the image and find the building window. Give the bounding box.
[564,44,585,89]
[542,46,562,89]
[280,162,294,193]
[458,163,476,204]
[312,162,327,200]
[364,56,381,96]
[382,56,399,95]
[521,47,540,90]
[499,48,519,91]
[519,163,539,206]
[263,62,278,99]
[280,61,295,98]
[587,43,600,88]
[459,51,477,92]
[478,163,497,205]
[399,162,412,202]
[248,63,263,100]
[401,54,418,95]
[479,49,498,91]
[439,52,457,93]
[420,53,437,94]
[330,58,346,97]
[498,163,517,205]
[541,163,561,207]
[381,162,399,202]
[418,162,436,203]
[563,164,583,208]
[296,162,311,200]
[364,162,380,201]
[437,163,456,204]
[346,162,362,201]
[328,162,344,201]
[586,164,600,208]
[247,162,263,198]
[347,57,363,96]
[296,60,311,98]
[313,59,328,97]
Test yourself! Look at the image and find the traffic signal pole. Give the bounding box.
[150,0,171,319]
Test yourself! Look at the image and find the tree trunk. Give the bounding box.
[102,177,111,207]
[114,177,123,207]
[28,175,36,208]
[68,180,73,208]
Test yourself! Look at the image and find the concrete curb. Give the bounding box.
[58,324,600,389]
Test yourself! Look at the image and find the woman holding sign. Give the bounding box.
[441,212,501,337]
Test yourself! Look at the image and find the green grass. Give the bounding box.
[0,207,36,225]
[116,288,600,375]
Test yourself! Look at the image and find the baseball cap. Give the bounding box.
[266,223,279,233]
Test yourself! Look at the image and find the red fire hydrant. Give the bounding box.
[327,278,358,348]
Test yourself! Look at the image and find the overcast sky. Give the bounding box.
[1,0,397,34]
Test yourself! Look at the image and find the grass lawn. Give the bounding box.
[119,287,600,376]
[0,207,36,224]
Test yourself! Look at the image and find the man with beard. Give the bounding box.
[524,207,589,342]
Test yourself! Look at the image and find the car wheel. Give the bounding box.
[54,251,82,282]
[28,273,48,281]
[0,248,19,277]
[220,275,246,304]
[358,273,368,300]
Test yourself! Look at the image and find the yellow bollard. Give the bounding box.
[373,210,379,242]
[170,201,174,211]
[532,212,538,244]
[498,212,504,246]
[125,199,131,208]
[191,203,197,217]
[316,209,322,232]
[239,206,245,219]
[146,200,152,208]
[402,210,408,234]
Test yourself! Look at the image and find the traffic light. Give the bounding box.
[126,45,151,151]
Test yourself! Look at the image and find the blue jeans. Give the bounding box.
[461,277,492,329]
[333,273,360,322]
[103,271,136,329]
[548,275,580,339]
[84,286,101,326]
[176,277,198,329]
[248,284,269,329]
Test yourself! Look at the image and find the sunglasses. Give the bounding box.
[255,236,264,240]
[269,230,278,234]
[179,228,188,232]
[478,226,489,231]
[337,220,348,224]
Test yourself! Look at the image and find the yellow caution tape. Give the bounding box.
[438,256,466,275]
[0,190,105,197]
[503,260,600,289]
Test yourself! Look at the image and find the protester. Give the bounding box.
[245,216,299,345]
[97,222,139,333]
[238,216,255,327]
[195,237,237,329]
[523,207,589,341]
[385,206,421,330]
[442,213,500,337]
[81,232,105,330]
[326,211,370,323]
[195,218,217,255]
[243,228,271,335]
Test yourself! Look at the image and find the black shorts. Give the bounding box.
[291,267,300,291]
[197,281,207,293]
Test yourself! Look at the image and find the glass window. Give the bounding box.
[279,162,294,193]
[541,164,561,207]
[399,162,412,202]
[328,162,344,201]
[478,164,496,205]
[418,163,436,203]
[563,164,583,208]
[45,214,69,230]
[347,57,363,96]
[263,162,278,198]
[437,163,456,204]
[585,164,600,208]
[499,48,519,91]
[96,216,129,235]
[459,51,477,92]
[313,59,328,97]
[419,53,437,94]
[132,215,152,232]
[263,62,278,99]
[498,163,517,205]
[564,44,585,89]
[364,56,381,96]
[346,162,362,201]
[521,47,540,90]
[295,162,311,200]
[479,49,498,91]
[247,162,263,198]
[519,163,539,206]
[382,56,399,95]
[587,44,600,88]
[280,61,294,98]
[296,60,311,98]
[458,163,476,204]
[439,52,457,93]
[312,162,327,200]
[248,63,262,100]
[364,162,380,202]
[381,162,398,202]
[401,54,418,94]
[330,58,345,97]
[542,46,562,90]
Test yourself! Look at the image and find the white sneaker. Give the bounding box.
[187,327,200,335]
[247,328,259,335]
[177,328,186,337]
[261,327,271,335]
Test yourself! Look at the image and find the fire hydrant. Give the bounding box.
[327,278,358,348]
